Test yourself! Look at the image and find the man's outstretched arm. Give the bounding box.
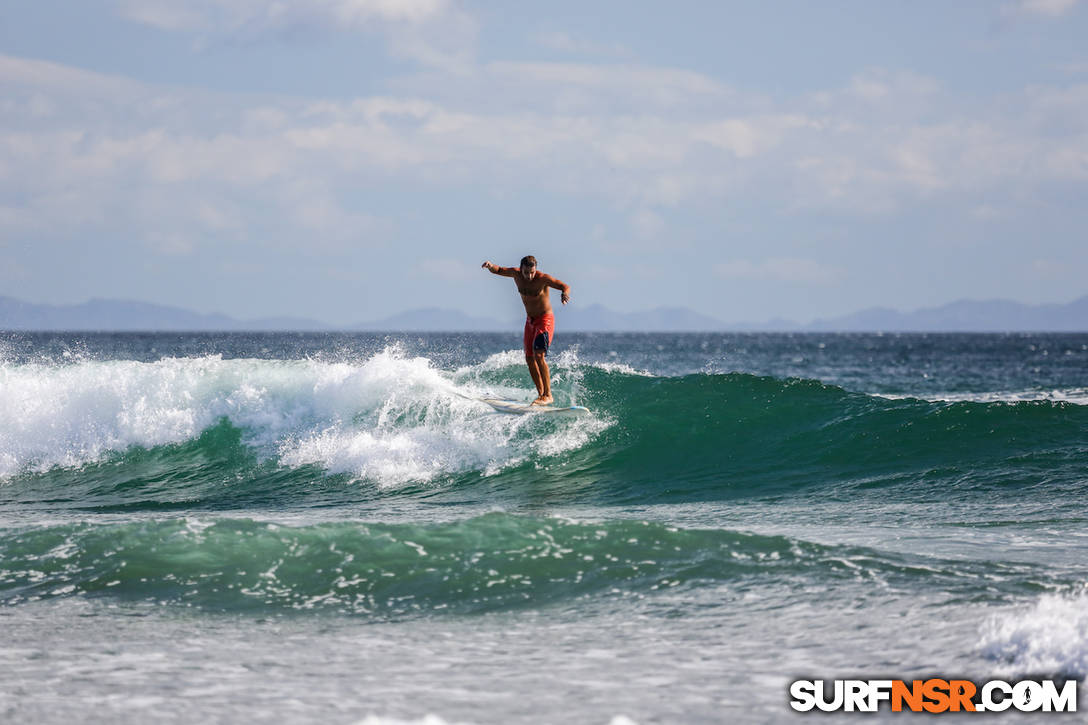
[482,261,517,277]
[543,274,571,304]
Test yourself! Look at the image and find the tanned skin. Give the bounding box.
[481,259,571,405]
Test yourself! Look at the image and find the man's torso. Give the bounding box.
[515,275,552,318]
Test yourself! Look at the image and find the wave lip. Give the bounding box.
[876,388,1088,405]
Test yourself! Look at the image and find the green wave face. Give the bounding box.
[0,514,1056,617]
[572,369,1088,501]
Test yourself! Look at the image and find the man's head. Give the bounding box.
[519,255,537,279]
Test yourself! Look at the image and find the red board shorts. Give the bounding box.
[523,313,555,357]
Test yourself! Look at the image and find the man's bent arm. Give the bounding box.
[481,261,517,277]
[543,274,571,303]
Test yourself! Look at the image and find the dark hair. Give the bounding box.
[520,255,537,268]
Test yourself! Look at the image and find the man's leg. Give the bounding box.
[533,351,552,404]
[525,354,544,397]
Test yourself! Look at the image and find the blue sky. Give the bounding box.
[1,0,1086,325]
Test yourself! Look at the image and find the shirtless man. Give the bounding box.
[481,255,571,405]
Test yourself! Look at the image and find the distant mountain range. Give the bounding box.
[805,296,1088,332]
[1,294,1085,332]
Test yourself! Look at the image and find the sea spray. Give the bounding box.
[0,347,609,483]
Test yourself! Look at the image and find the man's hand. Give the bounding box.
[561,291,570,305]
[481,261,494,272]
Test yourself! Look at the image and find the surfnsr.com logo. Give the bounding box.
[789,679,1077,713]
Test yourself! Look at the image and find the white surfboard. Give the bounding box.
[479,398,590,416]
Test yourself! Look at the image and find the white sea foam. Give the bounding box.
[979,591,1088,676]
[0,346,609,484]
[877,388,1088,405]
[586,360,654,376]
[355,716,474,725]
[453,347,652,380]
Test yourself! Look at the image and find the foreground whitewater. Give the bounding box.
[1,331,1086,723]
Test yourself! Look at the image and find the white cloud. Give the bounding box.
[281,182,390,249]
[1012,0,1080,16]
[713,258,844,285]
[0,57,398,253]
[485,62,726,106]
[850,77,890,102]
[533,31,630,58]
[0,53,142,99]
[114,0,474,69]
[843,70,940,106]
[117,0,450,32]
[693,115,815,158]
[630,209,665,240]
[3,48,1088,256]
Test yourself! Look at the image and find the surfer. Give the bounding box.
[481,255,571,405]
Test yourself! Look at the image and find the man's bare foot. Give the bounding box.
[531,395,554,406]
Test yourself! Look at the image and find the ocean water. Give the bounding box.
[1,331,1086,723]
